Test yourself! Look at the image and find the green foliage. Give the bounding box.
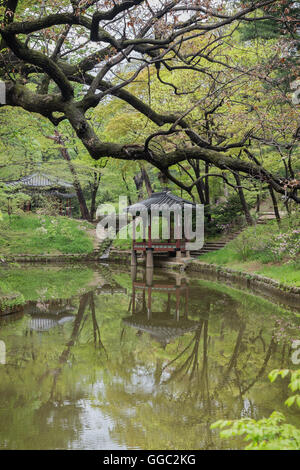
[207,194,245,236]
[231,220,300,264]
[233,231,256,261]
[211,369,300,450]
[0,184,30,216]
[0,292,25,312]
[204,217,299,254]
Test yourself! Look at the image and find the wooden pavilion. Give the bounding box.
[5,172,76,216]
[123,270,200,348]
[126,190,196,268]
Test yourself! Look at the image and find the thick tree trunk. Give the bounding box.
[193,161,205,204]
[204,162,210,206]
[204,162,211,222]
[222,171,229,199]
[195,181,205,204]
[256,194,260,213]
[90,171,101,221]
[233,172,253,225]
[157,171,169,189]
[268,185,281,226]
[133,166,153,199]
[55,131,91,221]
[133,173,144,200]
[121,173,132,206]
[141,166,153,197]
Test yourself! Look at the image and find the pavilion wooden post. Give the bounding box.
[131,264,137,281]
[175,211,182,260]
[148,213,151,248]
[175,275,181,321]
[167,293,171,315]
[143,216,146,242]
[146,213,154,268]
[141,216,146,262]
[184,286,189,319]
[132,284,136,315]
[133,216,136,241]
[146,267,153,286]
[142,290,146,313]
[131,216,137,267]
[146,249,154,268]
[175,287,180,321]
[131,250,137,266]
[147,286,152,320]
[167,215,171,243]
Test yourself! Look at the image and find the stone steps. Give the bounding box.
[191,229,243,257]
[191,213,279,257]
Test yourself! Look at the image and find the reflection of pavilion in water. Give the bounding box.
[18,274,127,333]
[25,300,76,332]
[123,268,202,347]
[1,266,296,450]
[123,268,283,407]
[26,286,127,333]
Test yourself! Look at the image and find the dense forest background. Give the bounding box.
[0,0,299,231]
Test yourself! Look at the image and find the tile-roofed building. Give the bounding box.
[126,190,196,267]
[126,190,195,214]
[123,317,201,347]
[5,172,76,216]
[6,172,74,189]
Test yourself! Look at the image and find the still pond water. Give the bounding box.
[0,264,299,450]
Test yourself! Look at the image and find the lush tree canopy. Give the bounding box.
[0,0,299,205]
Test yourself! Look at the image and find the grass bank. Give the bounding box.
[0,265,94,303]
[0,213,95,256]
[200,220,300,287]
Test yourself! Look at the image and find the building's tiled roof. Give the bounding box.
[126,190,195,214]
[123,317,200,340]
[6,172,74,189]
[28,316,75,332]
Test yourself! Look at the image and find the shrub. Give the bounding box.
[207,194,245,236]
[231,222,300,264]
[233,231,256,261]
[211,369,300,450]
[270,230,300,261]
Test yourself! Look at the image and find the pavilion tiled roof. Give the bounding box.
[6,172,74,189]
[123,317,200,340]
[126,190,196,214]
[28,316,75,332]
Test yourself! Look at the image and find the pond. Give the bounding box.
[0,264,299,450]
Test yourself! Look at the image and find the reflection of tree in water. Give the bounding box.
[106,274,297,449]
[153,286,284,404]
[0,266,298,450]
[159,317,278,404]
[0,283,114,449]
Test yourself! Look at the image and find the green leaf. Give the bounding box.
[285,396,296,407]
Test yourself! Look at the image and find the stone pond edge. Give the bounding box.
[1,251,299,312]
